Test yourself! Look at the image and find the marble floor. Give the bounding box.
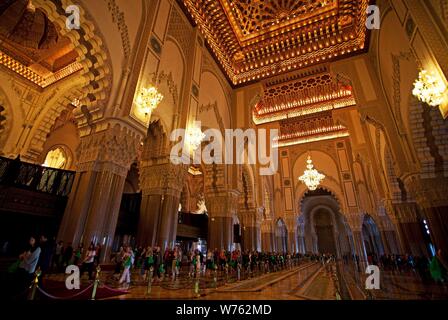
[37,261,448,300]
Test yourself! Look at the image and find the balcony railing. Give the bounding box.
[0,156,75,197]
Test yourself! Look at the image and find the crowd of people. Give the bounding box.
[5,234,448,298]
[5,235,103,297]
[108,245,335,288]
[344,250,448,284]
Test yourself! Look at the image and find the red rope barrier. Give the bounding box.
[36,283,94,300]
[99,284,129,294]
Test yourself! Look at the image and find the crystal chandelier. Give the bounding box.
[186,122,206,152]
[412,70,447,107]
[298,156,325,191]
[136,86,164,115]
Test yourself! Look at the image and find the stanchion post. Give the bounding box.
[225,263,229,282]
[237,263,241,281]
[29,268,41,300]
[194,278,200,297]
[91,266,101,300]
[213,265,218,288]
[147,266,154,295]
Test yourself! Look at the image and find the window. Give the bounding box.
[43,147,67,169]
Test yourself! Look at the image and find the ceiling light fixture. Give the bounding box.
[135,86,164,116]
[298,155,325,191]
[413,70,447,108]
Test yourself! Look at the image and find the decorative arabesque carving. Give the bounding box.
[33,0,113,130]
[141,120,167,160]
[391,51,413,134]
[104,0,131,60]
[76,124,141,177]
[151,71,179,108]
[167,6,194,59]
[199,101,225,134]
[0,95,9,151]
[139,162,188,197]
[231,0,331,36]
[139,119,187,196]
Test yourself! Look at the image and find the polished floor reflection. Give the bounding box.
[36,261,448,301]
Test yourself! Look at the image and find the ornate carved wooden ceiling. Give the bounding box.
[255,66,354,147]
[253,67,355,125]
[274,111,349,147]
[180,0,369,85]
[0,0,81,88]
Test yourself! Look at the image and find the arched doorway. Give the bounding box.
[314,208,337,255]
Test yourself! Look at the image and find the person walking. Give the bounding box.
[119,246,134,288]
[15,236,41,296]
[430,250,448,283]
[80,244,96,280]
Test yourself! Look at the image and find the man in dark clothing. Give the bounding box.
[38,236,53,273]
[37,235,53,285]
[62,243,73,268]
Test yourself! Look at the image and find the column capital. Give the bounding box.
[261,219,273,233]
[346,213,364,232]
[140,162,188,197]
[284,215,297,232]
[403,174,448,208]
[76,121,142,177]
[206,189,240,218]
[240,206,265,226]
[376,215,396,232]
[391,202,420,223]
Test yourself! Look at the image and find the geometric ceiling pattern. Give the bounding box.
[253,68,356,125]
[0,0,81,88]
[273,111,350,147]
[179,0,369,85]
[255,67,355,147]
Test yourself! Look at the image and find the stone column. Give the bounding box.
[261,220,274,252]
[285,216,298,253]
[298,236,306,254]
[347,214,368,269]
[352,230,368,269]
[392,202,429,257]
[138,162,187,251]
[57,124,141,262]
[385,230,401,254]
[379,229,391,255]
[422,205,448,253]
[405,176,448,260]
[240,209,262,251]
[206,190,239,251]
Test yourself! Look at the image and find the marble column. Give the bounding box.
[138,162,187,251]
[385,230,401,254]
[352,230,368,269]
[392,202,428,257]
[206,190,239,251]
[285,217,298,253]
[421,205,448,256]
[379,229,391,255]
[261,220,274,252]
[242,226,254,251]
[286,232,297,253]
[298,236,306,254]
[240,209,262,251]
[405,176,448,259]
[57,124,141,262]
